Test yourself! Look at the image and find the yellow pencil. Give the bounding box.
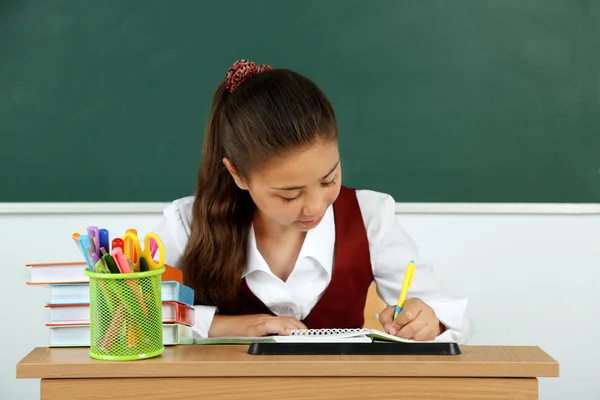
[393,260,415,320]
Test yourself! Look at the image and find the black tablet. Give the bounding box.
[247,341,461,355]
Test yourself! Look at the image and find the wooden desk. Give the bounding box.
[17,345,558,400]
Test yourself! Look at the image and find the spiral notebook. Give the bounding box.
[193,328,446,345]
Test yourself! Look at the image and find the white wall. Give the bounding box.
[1,203,599,400]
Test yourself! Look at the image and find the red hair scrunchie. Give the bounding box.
[225,59,273,92]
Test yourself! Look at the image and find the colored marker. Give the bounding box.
[112,238,124,252]
[72,233,82,253]
[101,247,119,274]
[139,256,149,272]
[78,235,95,271]
[112,247,132,273]
[87,226,100,257]
[72,232,80,245]
[99,229,110,253]
[93,256,109,274]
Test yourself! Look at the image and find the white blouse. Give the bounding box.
[153,189,473,343]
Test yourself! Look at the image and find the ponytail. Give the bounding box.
[181,81,254,307]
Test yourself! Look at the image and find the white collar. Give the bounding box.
[243,205,335,278]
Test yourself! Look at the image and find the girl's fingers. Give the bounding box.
[378,306,395,331]
[395,315,427,339]
[292,318,308,331]
[412,320,439,341]
[389,306,421,336]
[255,317,308,336]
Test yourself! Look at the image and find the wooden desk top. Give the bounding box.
[17,345,558,379]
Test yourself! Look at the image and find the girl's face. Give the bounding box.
[226,138,341,232]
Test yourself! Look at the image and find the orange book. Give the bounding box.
[161,265,183,283]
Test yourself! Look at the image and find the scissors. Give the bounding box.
[122,231,165,272]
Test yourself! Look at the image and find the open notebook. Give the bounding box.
[193,328,447,345]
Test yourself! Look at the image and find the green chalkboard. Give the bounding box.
[1,0,599,203]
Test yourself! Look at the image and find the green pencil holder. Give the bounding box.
[84,267,165,361]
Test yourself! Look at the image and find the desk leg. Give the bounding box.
[41,377,538,400]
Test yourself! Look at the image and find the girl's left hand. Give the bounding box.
[378,298,444,341]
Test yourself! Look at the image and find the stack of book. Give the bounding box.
[26,262,196,347]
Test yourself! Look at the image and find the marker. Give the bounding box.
[72,233,82,253]
[93,256,109,274]
[78,235,95,271]
[112,238,124,253]
[139,256,149,272]
[112,247,132,273]
[393,260,416,320]
[99,229,110,253]
[101,247,119,274]
[87,226,100,257]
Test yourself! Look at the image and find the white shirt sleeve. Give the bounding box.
[358,190,473,344]
[153,198,217,338]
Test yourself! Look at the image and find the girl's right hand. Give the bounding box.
[209,314,308,337]
[243,314,308,337]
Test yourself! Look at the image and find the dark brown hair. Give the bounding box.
[182,67,338,307]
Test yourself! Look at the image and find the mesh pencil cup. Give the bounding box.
[84,267,165,361]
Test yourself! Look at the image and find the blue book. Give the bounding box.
[47,280,194,306]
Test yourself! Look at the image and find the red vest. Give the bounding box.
[220,186,374,329]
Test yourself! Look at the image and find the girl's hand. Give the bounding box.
[243,314,308,337]
[209,314,308,337]
[378,298,444,341]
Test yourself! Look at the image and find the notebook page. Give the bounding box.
[363,329,436,343]
[290,328,446,343]
[285,328,374,342]
[273,333,372,343]
[289,328,365,336]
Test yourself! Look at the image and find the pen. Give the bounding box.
[393,260,415,320]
